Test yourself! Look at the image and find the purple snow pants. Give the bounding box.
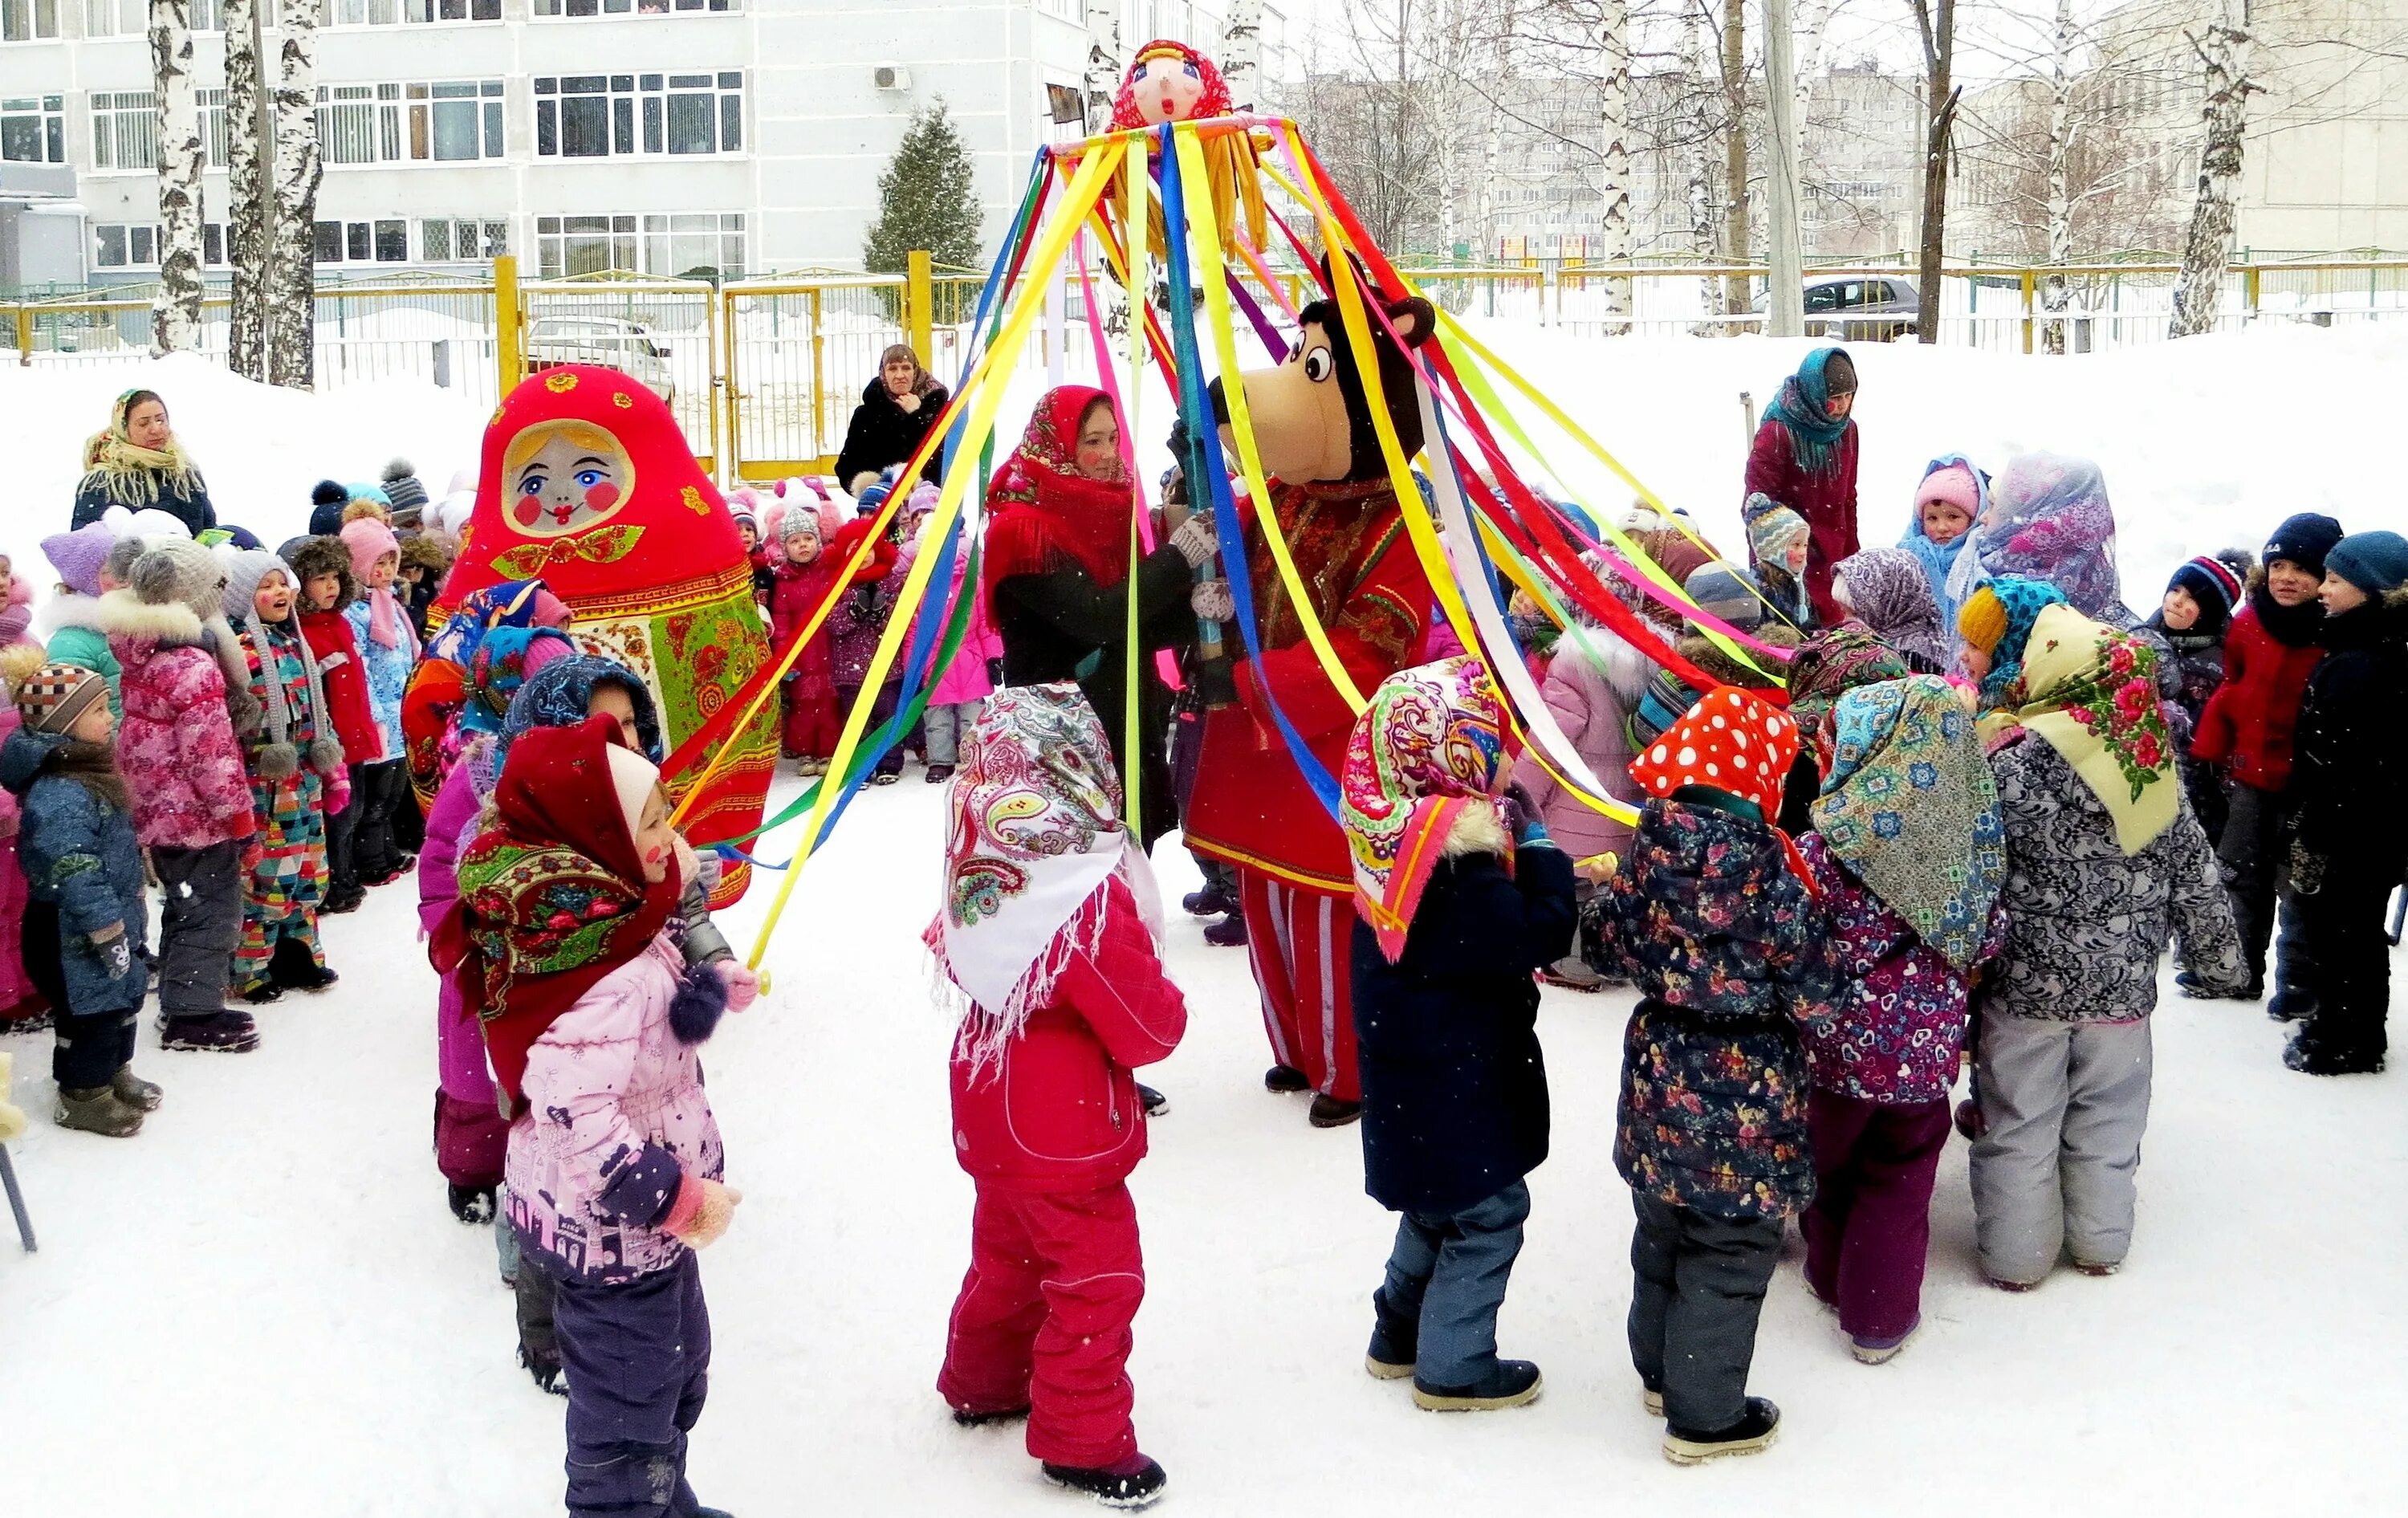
[1802,1090,1952,1345]
[553,1251,712,1517]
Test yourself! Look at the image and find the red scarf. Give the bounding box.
[433,715,681,1117]
[983,385,1136,591]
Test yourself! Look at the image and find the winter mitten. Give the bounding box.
[713,961,760,1013]
[91,930,132,981]
[2288,839,2326,897]
[1169,513,1219,568]
[665,1178,742,1248]
[1190,578,1235,623]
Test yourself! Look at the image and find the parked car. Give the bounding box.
[1759,277,1921,341]
[524,315,678,402]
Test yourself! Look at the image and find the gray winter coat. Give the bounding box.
[1983,733,2244,1024]
[0,727,149,1014]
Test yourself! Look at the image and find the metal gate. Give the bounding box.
[515,271,723,474]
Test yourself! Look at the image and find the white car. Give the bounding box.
[525,315,678,403]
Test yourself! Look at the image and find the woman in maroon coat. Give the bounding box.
[1744,347,1860,624]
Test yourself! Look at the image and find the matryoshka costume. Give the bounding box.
[435,367,775,906]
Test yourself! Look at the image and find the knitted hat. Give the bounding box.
[103,534,148,588]
[2325,530,2408,595]
[3,650,107,736]
[1957,584,2008,653]
[309,480,349,537]
[2263,512,2344,579]
[856,471,896,513]
[129,535,228,616]
[1743,492,1810,564]
[340,517,401,580]
[605,743,662,844]
[126,507,193,542]
[218,546,343,780]
[1914,460,1983,520]
[380,457,429,516]
[1683,562,1766,632]
[42,522,117,600]
[2167,553,2245,619]
[218,547,295,626]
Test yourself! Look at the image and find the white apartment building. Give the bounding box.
[0,0,1287,290]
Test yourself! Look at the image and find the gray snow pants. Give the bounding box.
[1625,1193,1784,1435]
[152,840,244,1019]
[1969,1015,2154,1284]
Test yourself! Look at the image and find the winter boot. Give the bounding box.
[2266,985,2317,1024]
[1202,913,1248,948]
[1641,1382,1666,1417]
[1663,1396,1780,1464]
[1539,954,1607,992]
[321,884,366,915]
[925,764,955,783]
[2284,1032,2383,1076]
[449,1184,497,1224]
[1137,1084,1168,1118]
[1850,1318,1920,1364]
[1308,1094,1361,1129]
[1263,1064,1310,1094]
[110,1066,165,1113]
[1041,1455,1167,1509]
[947,1402,1030,1428]
[240,981,283,1005]
[1182,881,1237,918]
[1411,1358,1542,1412]
[161,1011,260,1053]
[519,1343,567,1396]
[55,1085,144,1137]
[1365,1289,1417,1380]
[2073,1260,2120,1278]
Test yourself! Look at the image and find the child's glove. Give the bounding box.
[713,960,759,1013]
[1502,782,1550,846]
[665,1178,742,1248]
[2288,839,2326,897]
[1190,579,1234,623]
[90,927,132,981]
[1169,514,1219,568]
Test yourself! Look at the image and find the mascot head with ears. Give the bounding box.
[1210,262,1438,486]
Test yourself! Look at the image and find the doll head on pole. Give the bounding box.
[1110,40,1235,128]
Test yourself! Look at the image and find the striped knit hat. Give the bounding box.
[2167,552,2245,625]
[10,657,108,736]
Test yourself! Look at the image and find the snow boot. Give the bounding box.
[1182,882,1237,918]
[1365,1290,1416,1380]
[1137,1084,1168,1118]
[240,981,283,1005]
[947,1403,1030,1428]
[449,1183,497,1224]
[1041,1455,1166,1509]
[110,1065,164,1113]
[1308,1094,1361,1129]
[2073,1261,2120,1278]
[1641,1383,1665,1417]
[869,772,900,787]
[925,764,955,783]
[55,1085,144,1137]
[1411,1358,1542,1413]
[2266,984,2316,1024]
[1202,913,1247,948]
[1663,1396,1780,1465]
[1540,954,1606,992]
[2177,969,2260,1002]
[519,1343,566,1396]
[1850,1318,1920,1364]
[1263,1064,1310,1094]
[2284,1032,2383,1076]
[321,884,366,916]
[161,1011,260,1053]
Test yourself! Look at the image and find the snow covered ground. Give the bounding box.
[4,328,2407,1514]
[5,769,2405,1515]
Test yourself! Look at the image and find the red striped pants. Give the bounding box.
[1236,869,1359,1103]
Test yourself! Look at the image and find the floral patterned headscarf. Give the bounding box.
[929,683,1160,1075]
[1976,452,2136,628]
[2005,604,2179,854]
[1784,626,1910,767]
[461,626,577,736]
[1340,657,1511,963]
[1812,676,2003,971]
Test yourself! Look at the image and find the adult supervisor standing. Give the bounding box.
[834,343,949,496]
[71,389,217,534]
[1743,347,1857,625]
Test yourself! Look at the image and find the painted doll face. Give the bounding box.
[507,425,638,539]
[1131,54,1205,123]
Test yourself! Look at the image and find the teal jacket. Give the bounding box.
[39,595,123,716]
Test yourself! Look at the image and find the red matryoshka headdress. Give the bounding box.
[442,365,742,620]
[1110,40,1235,129]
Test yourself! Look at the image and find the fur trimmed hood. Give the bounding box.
[34,589,108,639]
[1440,796,1512,859]
[97,587,205,646]
[1675,623,1801,691]
[283,535,361,611]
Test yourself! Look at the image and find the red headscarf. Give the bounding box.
[1629,685,1816,891]
[983,385,1136,591]
[433,714,681,1117]
[1109,40,1237,129]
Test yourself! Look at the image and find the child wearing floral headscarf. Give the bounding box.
[1797,676,2006,1362]
[928,684,1186,1510]
[1969,604,2243,1289]
[1591,686,1834,1465]
[1956,575,2070,733]
[1344,657,1576,1414]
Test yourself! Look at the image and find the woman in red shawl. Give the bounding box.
[985,385,1218,846]
[435,365,775,906]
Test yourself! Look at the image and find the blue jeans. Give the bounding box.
[1373,1180,1530,1387]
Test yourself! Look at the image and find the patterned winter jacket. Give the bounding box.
[343,598,418,762]
[504,931,726,1286]
[1983,733,2246,1024]
[0,728,148,1015]
[1593,798,1837,1220]
[100,592,257,849]
[1796,831,2004,1105]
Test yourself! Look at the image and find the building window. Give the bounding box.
[1,95,63,162]
[90,92,154,172]
[317,79,505,165]
[83,0,224,31]
[535,72,742,158]
[327,0,499,24]
[535,0,735,15]
[313,218,413,263]
[92,222,228,269]
[535,211,744,278]
[2,0,58,41]
[421,216,510,261]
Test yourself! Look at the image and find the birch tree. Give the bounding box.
[1594,0,1632,331]
[2042,0,2075,352]
[1718,0,1750,316]
[2172,0,2255,338]
[1224,0,1264,112]
[1084,0,1124,132]
[268,0,325,390]
[150,0,205,356]
[1909,0,1959,344]
[223,0,271,381]
[1682,6,1728,324]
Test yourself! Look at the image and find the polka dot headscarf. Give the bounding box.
[1628,685,1800,821]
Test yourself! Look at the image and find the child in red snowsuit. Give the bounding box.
[928,683,1186,1509]
[766,515,853,773]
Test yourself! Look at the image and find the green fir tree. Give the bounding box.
[862,99,983,276]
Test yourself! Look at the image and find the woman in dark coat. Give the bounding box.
[71,389,217,534]
[984,385,1217,846]
[834,343,949,494]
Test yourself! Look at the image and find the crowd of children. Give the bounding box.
[3,351,2402,1516]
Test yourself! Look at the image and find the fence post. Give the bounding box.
[494,254,523,393]
[810,287,825,461]
[906,249,934,362]
[2021,268,2036,354]
[13,306,30,367]
[2244,263,2261,323]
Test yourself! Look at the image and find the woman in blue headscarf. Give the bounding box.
[1744,347,1861,625]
